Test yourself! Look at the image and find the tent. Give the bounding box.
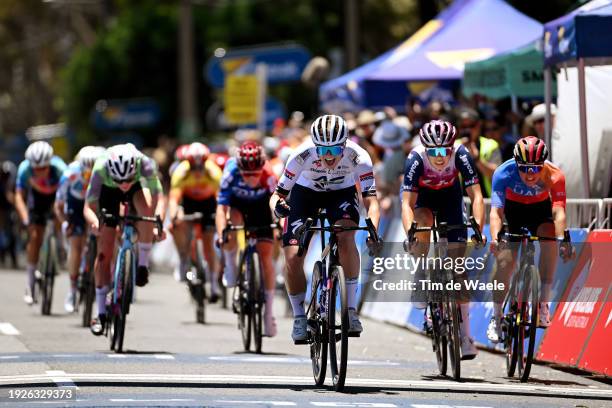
[320,0,542,112]
[542,0,612,198]
[463,41,557,99]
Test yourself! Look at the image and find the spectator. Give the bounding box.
[456,107,501,198]
[484,112,516,162]
[355,109,381,164]
[525,103,557,139]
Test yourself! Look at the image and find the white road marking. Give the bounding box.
[154,354,175,360]
[51,354,78,358]
[312,403,397,407]
[0,373,610,399]
[216,401,297,406]
[110,399,194,402]
[208,355,399,366]
[45,370,79,390]
[0,356,19,359]
[106,354,174,360]
[412,405,493,408]
[0,323,20,335]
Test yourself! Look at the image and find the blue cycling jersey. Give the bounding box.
[217,158,277,205]
[16,156,67,195]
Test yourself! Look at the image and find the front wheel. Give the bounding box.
[41,235,57,316]
[310,261,327,386]
[237,251,251,352]
[446,301,461,381]
[328,265,348,391]
[518,265,539,382]
[110,249,132,353]
[250,252,264,354]
[81,237,97,328]
[429,304,447,376]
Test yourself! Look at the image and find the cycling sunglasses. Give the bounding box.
[426,147,453,157]
[316,145,345,157]
[518,164,543,174]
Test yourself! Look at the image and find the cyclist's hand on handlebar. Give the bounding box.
[274,199,291,219]
[559,241,575,262]
[366,235,382,256]
[471,234,487,248]
[153,227,166,242]
[90,219,100,236]
[215,237,224,249]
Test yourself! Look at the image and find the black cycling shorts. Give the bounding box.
[228,194,274,241]
[414,181,466,242]
[66,193,86,236]
[182,196,216,228]
[504,198,553,236]
[29,190,55,226]
[283,184,360,247]
[98,183,142,228]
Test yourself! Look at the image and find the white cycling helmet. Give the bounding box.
[77,146,104,169]
[25,141,53,168]
[310,114,348,146]
[419,120,457,148]
[106,144,137,182]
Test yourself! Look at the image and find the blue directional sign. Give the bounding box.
[92,99,161,131]
[205,44,311,88]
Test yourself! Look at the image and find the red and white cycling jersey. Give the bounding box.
[276,139,376,197]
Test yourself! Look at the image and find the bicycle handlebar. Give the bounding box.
[295,217,379,257]
[101,210,163,235]
[406,215,483,247]
[221,222,280,244]
[498,229,570,243]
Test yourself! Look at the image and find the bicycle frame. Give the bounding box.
[112,223,137,306]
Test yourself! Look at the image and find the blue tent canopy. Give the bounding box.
[320,0,542,112]
[543,0,612,67]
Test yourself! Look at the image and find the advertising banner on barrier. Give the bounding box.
[537,231,611,367]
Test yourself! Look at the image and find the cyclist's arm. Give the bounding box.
[363,195,380,230]
[215,204,230,238]
[489,165,508,242]
[14,188,28,225]
[84,167,103,229]
[401,190,418,233]
[465,183,485,231]
[167,188,182,222]
[489,206,504,242]
[141,157,165,219]
[552,206,567,238]
[549,164,567,238]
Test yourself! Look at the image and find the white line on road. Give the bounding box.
[106,354,174,360]
[154,354,175,360]
[45,370,79,390]
[412,405,493,408]
[0,373,610,399]
[0,322,20,335]
[0,356,19,359]
[216,401,297,406]
[110,399,195,402]
[208,355,399,366]
[312,403,397,407]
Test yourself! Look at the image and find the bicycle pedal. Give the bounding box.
[293,339,309,345]
[347,332,361,338]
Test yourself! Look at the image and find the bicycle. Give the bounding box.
[405,213,483,381]
[78,233,97,327]
[222,222,278,354]
[497,228,569,382]
[38,218,60,316]
[180,212,210,324]
[102,209,163,353]
[296,212,379,391]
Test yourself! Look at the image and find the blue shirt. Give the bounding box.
[217,158,277,205]
[16,156,67,195]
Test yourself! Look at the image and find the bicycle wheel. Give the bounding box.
[504,301,518,377]
[41,235,56,316]
[518,265,539,382]
[429,304,447,376]
[110,249,132,353]
[328,265,349,391]
[82,237,97,327]
[193,238,207,324]
[446,301,461,380]
[309,261,327,386]
[250,252,264,354]
[237,252,251,351]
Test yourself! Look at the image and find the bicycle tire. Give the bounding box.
[328,265,348,391]
[110,249,131,353]
[505,301,518,377]
[41,235,56,316]
[251,252,264,354]
[519,265,539,382]
[447,301,461,380]
[430,304,447,376]
[194,238,207,324]
[82,237,97,327]
[310,261,327,386]
[238,252,251,352]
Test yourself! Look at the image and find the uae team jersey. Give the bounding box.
[491,159,566,209]
[402,144,479,192]
[217,158,277,205]
[276,139,376,197]
[16,156,67,195]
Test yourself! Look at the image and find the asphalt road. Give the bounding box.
[0,267,610,408]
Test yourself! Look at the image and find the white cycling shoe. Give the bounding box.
[348,309,363,335]
[487,316,503,343]
[23,287,34,306]
[264,314,277,338]
[292,316,308,343]
[460,336,478,360]
[64,291,76,313]
[538,302,551,328]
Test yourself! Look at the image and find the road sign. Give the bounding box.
[224,74,259,125]
[206,44,311,88]
[92,99,160,131]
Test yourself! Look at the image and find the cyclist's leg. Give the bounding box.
[412,190,435,307]
[222,208,243,288]
[25,191,54,301]
[132,186,156,286]
[66,196,86,306]
[534,199,556,326]
[171,204,190,281]
[198,198,220,295]
[256,239,276,336]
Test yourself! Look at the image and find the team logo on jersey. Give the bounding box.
[290,219,304,234]
[349,151,360,166]
[284,169,295,180]
[359,172,374,182]
[313,160,322,168]
[407,160,419,181]
[295,150,311,165]
[458,153,474,175]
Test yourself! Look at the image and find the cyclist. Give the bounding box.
[84,143,165,335]
[401,120,486,360]
[15,141,67,305]
[54,146,105,313]
[216,140,279,337]
[168,142,222,300]
[487,136,571,342]
[269,114,380,343]
[169,143,191,177]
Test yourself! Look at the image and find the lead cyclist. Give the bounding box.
[269,114,380,344]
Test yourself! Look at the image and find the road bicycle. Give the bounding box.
[38,218,60,316]
[102,209,162,353]
[497,228,570,382]
[405,213,483,381]
[223,223,278,354]
[180,212,210,324]
[296,212,379,391]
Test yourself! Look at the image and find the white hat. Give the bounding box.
[526,103,557,126]
[372,121,409,149]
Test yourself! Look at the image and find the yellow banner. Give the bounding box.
[224,74,258,125]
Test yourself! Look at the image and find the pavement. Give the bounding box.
[0,267,610,408]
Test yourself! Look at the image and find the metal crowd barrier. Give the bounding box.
[463,197,610,231]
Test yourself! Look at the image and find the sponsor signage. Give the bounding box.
[92,99,160,130]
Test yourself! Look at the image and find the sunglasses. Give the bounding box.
[316,145,345,157]
[241,170,262,178]
[426,147,453,158]
[518,164,543,174]
[33,166,49,172]
[113,178,135,185]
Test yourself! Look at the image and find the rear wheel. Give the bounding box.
[310,261,328,386]
[328,266,348,391]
